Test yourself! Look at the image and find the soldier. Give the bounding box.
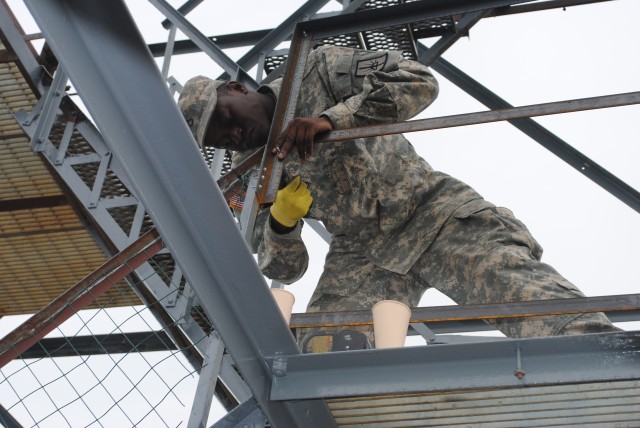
[179,46,619,351]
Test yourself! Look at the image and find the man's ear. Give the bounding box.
[227,81,248,94]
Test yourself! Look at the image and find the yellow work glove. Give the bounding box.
[269,176,312,228]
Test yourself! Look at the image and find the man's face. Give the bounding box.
[203,83,273,152]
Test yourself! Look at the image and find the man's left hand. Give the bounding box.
[273,116,333,162]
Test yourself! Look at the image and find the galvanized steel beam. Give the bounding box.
[23,1,335,426]
[0,0,44,95]
[268,330,640,400]
[188,333,225,428]
[21,331,176,358]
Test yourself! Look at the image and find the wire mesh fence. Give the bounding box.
[0,229,212,427]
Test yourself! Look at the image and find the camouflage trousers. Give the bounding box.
[299,203,619,347]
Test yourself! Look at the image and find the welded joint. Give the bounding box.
[272,353,288,377]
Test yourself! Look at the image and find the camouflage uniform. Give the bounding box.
[239,46,617,344]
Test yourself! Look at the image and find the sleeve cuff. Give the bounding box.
[322,103,356,130]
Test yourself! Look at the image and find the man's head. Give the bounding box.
[178,76,275,151]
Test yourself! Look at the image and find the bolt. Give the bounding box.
[514,369,526,380]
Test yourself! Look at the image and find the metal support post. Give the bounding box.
[238,172,260,245]
[188,332,225,428]
[209,148,227,180]
[161,24,177,80]
[29,67,66,151]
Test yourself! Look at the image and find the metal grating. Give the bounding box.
[328,380,640,427]
[202,145,233,172]
[262,0,456,76]
[0,43,139,316]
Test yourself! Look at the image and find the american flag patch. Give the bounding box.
[229,192,245,211]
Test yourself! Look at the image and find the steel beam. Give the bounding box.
[20,331,176,358]
[23,1,335,426]
[188,333,224,428]
[0,0,44,95]
[212,398,266,428]
[268,330,640,400]
[0,404,23,428]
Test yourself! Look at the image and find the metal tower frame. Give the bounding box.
[1,0,639,426]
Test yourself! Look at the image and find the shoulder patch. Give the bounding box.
[355,53,388,77]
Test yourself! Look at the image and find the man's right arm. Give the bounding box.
[228,151,310,283]
[256,207,309,284]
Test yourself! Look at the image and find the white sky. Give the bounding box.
[2,0,640,426]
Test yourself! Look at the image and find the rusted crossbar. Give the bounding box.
[217,91,640,201]
[0,228,163,368]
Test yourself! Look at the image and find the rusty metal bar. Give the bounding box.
[289,293,640,329]
[216,91,640,201]
[0,228,162,368]
[316,91,640,143]
[217,148,264,196]
[255,25,314,204]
